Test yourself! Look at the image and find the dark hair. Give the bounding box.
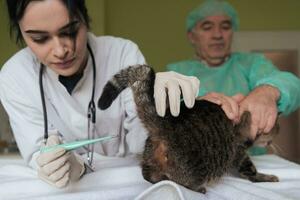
[6,0,91,46]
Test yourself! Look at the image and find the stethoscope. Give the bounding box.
[39,43,96,167]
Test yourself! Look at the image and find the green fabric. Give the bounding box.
[167,52,300,155]
[167,52,300,116]
[248,146,267,156]
[186,0,239,32]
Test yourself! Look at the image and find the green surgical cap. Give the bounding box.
[186,0,239,32]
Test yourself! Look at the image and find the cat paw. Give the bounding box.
[248,173,279,182]
[197,187,206,194]
[267,175,279,182]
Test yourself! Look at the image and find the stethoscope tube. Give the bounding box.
[39,43,97,141]
[86,44,96,124]
[39,64,48,140]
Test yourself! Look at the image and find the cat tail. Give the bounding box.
[98,64,157,115]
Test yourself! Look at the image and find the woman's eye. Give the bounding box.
[60,26,79,38]
[61,30,78,38]
[31,36,49,44]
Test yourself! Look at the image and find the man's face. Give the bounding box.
[187,15,233,66]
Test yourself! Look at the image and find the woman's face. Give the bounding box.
[19,0,88,76]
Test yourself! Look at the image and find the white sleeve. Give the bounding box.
[119,39,147,68]
[0,61,56,169]
[0,75,42,166]
[122,89,148,154]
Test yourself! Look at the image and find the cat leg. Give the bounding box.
[236,154,279,182]
[180,181,206,194]
[195,186,206,194]
[181,176,207,193]
[141,163,169,183]
[141,137,169,183]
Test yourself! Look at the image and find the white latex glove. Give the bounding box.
[154,71,200,117]
[36,135,85,188]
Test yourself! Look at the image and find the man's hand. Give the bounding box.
[154,71,200,117]
[239,85,280,140]
[36,135,85,188]
[199,92,245,123]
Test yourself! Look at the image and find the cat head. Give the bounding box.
[252,121,280,147]
[237,111,280,148]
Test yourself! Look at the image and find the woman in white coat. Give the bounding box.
[0,0,203,188]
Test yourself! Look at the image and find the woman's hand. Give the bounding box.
[36,135,85,188]
[154,71,200,117]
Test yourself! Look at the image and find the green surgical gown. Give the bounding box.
[167,52,300,155]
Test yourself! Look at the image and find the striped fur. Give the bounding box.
[98,64,279,193]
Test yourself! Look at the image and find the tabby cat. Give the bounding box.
[98,64,279,193]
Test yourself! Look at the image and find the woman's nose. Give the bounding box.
[53,38,68,59]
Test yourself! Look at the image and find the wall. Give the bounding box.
[105,0,300,71]
[1,1,300,69]
[0,0,19,68]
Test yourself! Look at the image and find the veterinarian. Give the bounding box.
[0,0,200,188]
[167,0,300,150]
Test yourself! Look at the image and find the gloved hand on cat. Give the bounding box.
[36,135,85,188]
[154,71,200,117]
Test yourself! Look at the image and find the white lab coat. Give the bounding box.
[0,33,148,168]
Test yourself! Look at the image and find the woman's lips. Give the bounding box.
[53,57,76,69]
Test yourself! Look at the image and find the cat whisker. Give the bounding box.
[269,143,285,157]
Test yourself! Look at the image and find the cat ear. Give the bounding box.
[238,111,252,139]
